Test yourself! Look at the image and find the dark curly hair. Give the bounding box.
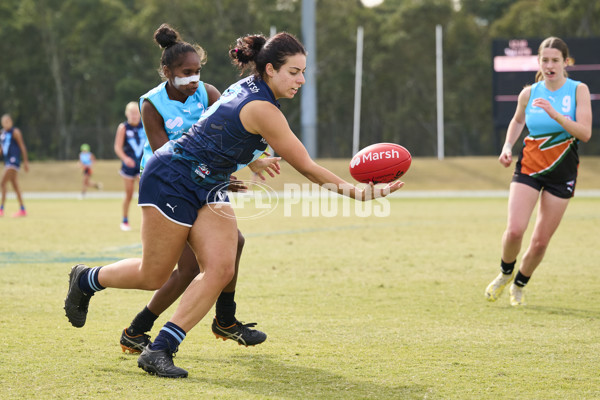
[153,23,207,79]
[229,32,306,78]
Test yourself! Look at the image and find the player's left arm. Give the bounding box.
[532,83,592,142]
[13,128,29,172]
[241,101,403,200]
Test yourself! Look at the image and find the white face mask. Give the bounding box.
[174,74,200,86]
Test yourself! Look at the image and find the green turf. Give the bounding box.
[12,156,600,192]
[1,195,599,399]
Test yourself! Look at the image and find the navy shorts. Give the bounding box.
[120,164,141,179]
[4,157,20,170]
[138,155,230,227]
[512,171,576,199]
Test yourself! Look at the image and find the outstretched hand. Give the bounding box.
[360,180,405,201]
[248,153,282,181]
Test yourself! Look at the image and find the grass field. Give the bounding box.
[10,156,600,192]
[1,158,599,399]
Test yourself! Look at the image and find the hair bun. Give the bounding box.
[154,23,180,49]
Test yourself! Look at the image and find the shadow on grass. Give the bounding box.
[102,353,428,399]
[189,354,427,399]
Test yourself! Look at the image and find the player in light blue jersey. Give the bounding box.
[65,31,402,378]
[486,37,592,306]
[114,102,146,231]
[77,143,102,199]
[117,24,269,355]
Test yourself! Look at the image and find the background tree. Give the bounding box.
[0,0,598,160]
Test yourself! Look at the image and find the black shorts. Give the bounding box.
[512,171,576,199]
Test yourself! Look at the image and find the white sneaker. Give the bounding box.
[485,272,514,301]
[120,222,131,231]
[509,283,526,306]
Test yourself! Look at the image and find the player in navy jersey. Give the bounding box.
[116,24,272,354]
[64,31,403,378]
[0,114,29,217]
[114,102,146,231]
[485,37,592,306]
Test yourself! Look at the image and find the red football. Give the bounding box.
[349,143,411,184]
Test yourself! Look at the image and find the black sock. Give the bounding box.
[514,271,530,287]
[127,306,159,335]
[500,259,516,275]
[216,291,236,326]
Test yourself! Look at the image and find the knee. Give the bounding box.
[214,263,236,287]
[529,237,549,256]
[140,275,168,291]
[176,260,201,282]
[504,226,525,243]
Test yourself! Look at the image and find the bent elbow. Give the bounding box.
[580,131,592,143]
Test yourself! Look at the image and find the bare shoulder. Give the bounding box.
[141,98,158,113]
[204,82,221,102]
[576,82,590,94]
[519,85,531,98]
[12,127,23,138]
[517,85,531,105]
[240,100,284,133]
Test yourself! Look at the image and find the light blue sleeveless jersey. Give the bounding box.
[138,81,209,170]
[518,78,580,179]
[525,78,579,137]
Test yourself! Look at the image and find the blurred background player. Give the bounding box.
[78,143,102,199]
[485,37,592,306]
[0,113,29,217]
[114,102,146,231]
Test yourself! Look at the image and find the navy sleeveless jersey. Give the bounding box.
[120,121,146,169]
[1,127,21,166]
[159,76,276,185]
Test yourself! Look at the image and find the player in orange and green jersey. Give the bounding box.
[517,77,581,182]
[485,37,592,307]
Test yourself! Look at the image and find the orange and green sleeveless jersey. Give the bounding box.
[516,78,580,181]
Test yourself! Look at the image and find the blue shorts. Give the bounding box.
[512,171,576,199]
[4,157,20,170]
[138,155,230,227]
[120,164,141,179]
